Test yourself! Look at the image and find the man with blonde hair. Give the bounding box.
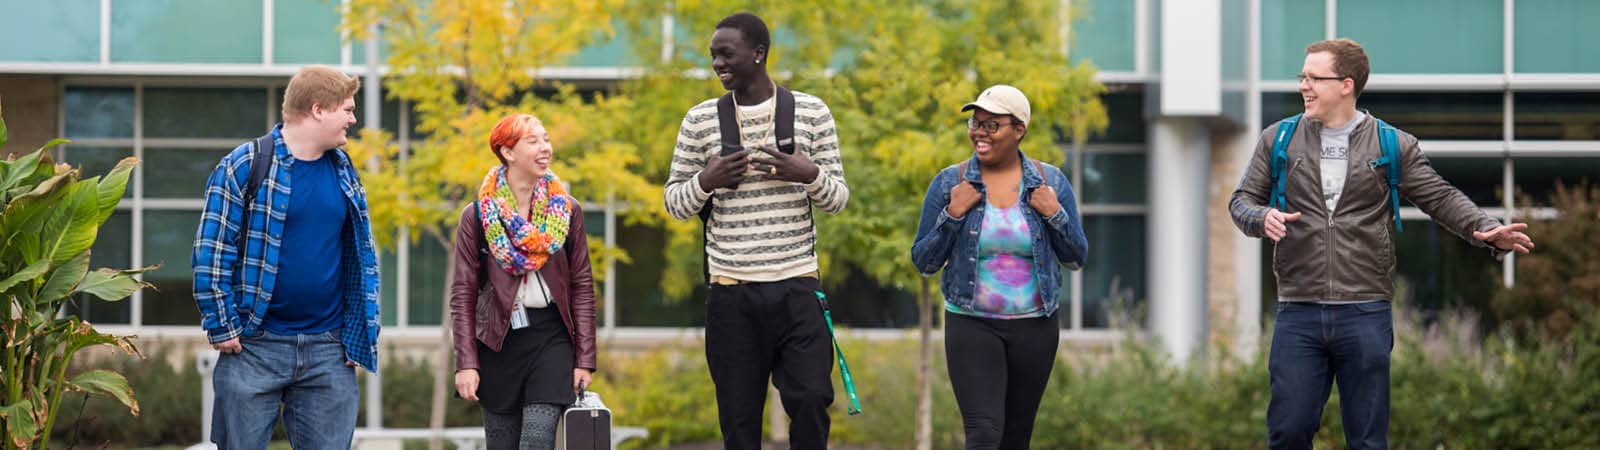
[192,65,381,449]
[1230,39,1534,449]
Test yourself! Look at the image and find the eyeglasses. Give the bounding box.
[1297,74,1347,84]
[967,117,1019,133]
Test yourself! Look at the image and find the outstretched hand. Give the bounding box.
[1473,223,1535,254]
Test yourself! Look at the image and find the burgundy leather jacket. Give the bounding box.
[450,200,596,372]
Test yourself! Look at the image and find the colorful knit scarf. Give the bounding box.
[477,166,572,275]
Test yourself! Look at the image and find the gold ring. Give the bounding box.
[769,166,777,176]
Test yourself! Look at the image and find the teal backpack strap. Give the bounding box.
[1268,114,1301,210]
[815,291,861,415]
[1370,118,1404,232]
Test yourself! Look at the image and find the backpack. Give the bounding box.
[697,86,798,282]
[235,134,276,252]
[1268,114,1404,232]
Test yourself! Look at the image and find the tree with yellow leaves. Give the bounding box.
[340,1,644,448]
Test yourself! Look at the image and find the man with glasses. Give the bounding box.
[661,12,849,450]
[1229,39,1534,450]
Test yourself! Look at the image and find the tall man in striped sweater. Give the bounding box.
[662,12,849,450]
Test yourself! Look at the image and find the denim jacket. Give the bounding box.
[910,153,1088,316]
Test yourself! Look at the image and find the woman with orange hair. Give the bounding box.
[448,114,597,450]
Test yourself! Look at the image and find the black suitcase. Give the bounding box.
[555,389,611,450]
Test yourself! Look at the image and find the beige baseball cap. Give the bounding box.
[961,84,1031,126]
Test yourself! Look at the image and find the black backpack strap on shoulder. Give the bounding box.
[236,133,275,252]
[703,93,740,223]
[701,93,740,282]
[775,86,796,154]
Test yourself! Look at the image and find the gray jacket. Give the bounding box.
[1229,115,1501,302]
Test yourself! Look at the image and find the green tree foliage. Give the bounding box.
[1492,181,1600,340]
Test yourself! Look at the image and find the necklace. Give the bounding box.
[730,81,778,150]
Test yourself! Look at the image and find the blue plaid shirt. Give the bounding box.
[191,124,383,372]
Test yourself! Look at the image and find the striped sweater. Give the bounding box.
[663,91,849,282]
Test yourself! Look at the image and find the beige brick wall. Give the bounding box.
[0,75,61,158]
[1207,125,1253,354]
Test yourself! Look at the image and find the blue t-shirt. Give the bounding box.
[264,152,347,335]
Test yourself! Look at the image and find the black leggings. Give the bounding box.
[944,311,1060,450]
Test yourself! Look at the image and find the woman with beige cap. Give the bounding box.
[910,84,1088,450]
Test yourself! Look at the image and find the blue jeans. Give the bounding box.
[211,330,359,450]
[1267,302,1394,450]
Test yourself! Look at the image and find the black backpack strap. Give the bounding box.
[702,93,740,223]
[775,86,796,154]
[236,133,275,252]
[716,93,742,159]
[699,94,741,282]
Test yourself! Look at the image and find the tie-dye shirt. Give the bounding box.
[947,201,1044,319]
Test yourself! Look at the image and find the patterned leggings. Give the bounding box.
[482,403,563,450]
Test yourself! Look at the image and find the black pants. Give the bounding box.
[945,311,1059,450]
[705,277,834,450]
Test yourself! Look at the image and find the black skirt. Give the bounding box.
[476,305,575,414]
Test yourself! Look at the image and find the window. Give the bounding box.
[1360,93,1503,141]
[1070,0,1137,72]
[1260,0,1324,80]
[1514,93,1600,141]
[1514,0,1600,73]
[1338,0,1502,74]
[143,148,233,198]
[0,0,100,62]
[1062,86,1149,330]
[1088,90,1147,144]
[144,88,268,139]
[141,211,204,326]
[1262,92,1504,141]
[111,0,264,64]
[1514,157,1600,206]
[274,0,343,64]
[1410,157,1504,207]
[406,239,449,326]
[64,88,136,139]
[1081,215,1146,328]
[1392,219,1499,313]
[1080,153,1147,205]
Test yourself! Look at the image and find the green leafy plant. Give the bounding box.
[0,104,155,449]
